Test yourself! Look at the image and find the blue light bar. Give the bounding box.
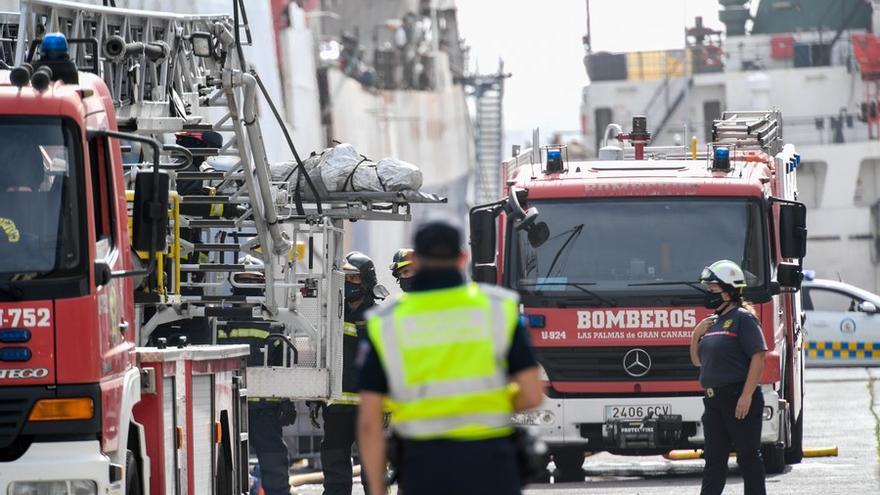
[41,32,69,55]
[547,149,562,160]
[0,329,31,343]
[0,347,31,362]
[712,146,731,171]
[527,314,546,328]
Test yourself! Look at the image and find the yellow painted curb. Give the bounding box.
[290,465,361,487]
[803,446,838,457]
[664,446,839,461]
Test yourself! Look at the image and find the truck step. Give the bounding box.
[191,243,243,252]
[180,263,264,272]
[180,195,234,204]
[199,295,253,303]
[186,219,239,228]
[176,171,227,180]
[205,306,260,319]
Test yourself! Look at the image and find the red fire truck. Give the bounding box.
[0,34,249,494]
[470,112,807,480]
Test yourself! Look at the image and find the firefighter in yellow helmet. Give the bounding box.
[389,248,416,292]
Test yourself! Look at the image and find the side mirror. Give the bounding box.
[95,261,112,287]
[469,207,497,265]
[472,264,498,284]
[859,301,878,314]
[777,262,803,290]
[516,207,539,231]
[779,202,807,259]
[527,221,550,248]
[132,171,170,253]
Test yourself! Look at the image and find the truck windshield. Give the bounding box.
[0,118,82,282]
[509,198,766,300]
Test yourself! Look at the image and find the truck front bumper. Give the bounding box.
[514,385,781,452]
[0,440,119,495]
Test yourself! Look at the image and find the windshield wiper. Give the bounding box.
[519,281,617,307]
[544,224,584,277]
[627,280,707,294]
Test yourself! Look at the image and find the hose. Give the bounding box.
[251,70,323,214]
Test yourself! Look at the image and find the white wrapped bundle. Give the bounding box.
[276,143,425,198]
[376,158,423,191]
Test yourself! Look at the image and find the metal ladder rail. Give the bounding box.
[14,0,231,125]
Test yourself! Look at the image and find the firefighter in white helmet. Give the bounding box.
[690,260,767,495]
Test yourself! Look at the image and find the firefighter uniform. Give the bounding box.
[321,252,379,495]
[217,323,293,495]
[321,300,375,495]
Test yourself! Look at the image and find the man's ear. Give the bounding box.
[457,252,468,269]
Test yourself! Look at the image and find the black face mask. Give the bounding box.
[345,281,364,301]
[703,292,726,310]
[398,276,414,292]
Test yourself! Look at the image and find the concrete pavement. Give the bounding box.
[293,367,880,494]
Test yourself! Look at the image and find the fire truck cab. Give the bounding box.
[470,112,807,480]
[0,34,249,495]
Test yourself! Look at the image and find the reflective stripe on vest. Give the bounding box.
[343,322,359,337]
[329,391,361,406]
[366,283,519,441]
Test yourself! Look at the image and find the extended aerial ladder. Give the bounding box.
[13,0,443,401]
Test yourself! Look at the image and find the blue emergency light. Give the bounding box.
[712,146,731,171]
[545,148,565,173]
[0,329,31,343]
[41,33,69,55]
[0,347,31,362]
[526,314,546,328]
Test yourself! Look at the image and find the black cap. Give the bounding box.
[414,221,462,260]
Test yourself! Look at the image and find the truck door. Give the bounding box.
[89,134,132,356]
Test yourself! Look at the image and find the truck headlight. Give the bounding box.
[512,409,556,426]
[9,480,97,495]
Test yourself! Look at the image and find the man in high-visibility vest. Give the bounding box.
[318,251,381,495]
[357,221,544,495]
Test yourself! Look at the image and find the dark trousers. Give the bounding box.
[249,402,291,495]
[321,404,369,495]
[399,437,521,495]
[701,384,766,495]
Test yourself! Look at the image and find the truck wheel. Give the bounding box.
[552,448,584,483]
[785,409,804,465]
[125,450,141,495]
[762,443,786,474]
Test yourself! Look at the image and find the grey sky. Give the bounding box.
[456,0,725,135]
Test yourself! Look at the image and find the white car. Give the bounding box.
[802,278,880,366]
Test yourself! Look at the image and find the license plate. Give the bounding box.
[604,404,672,421]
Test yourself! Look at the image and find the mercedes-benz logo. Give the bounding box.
[623,348,652,378]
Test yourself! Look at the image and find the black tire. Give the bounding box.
[125,450,141,495]
[762,443,786,475]
[785,409,804,465]
[552,448,584,483]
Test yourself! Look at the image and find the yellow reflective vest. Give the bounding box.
[366,283,519,441]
